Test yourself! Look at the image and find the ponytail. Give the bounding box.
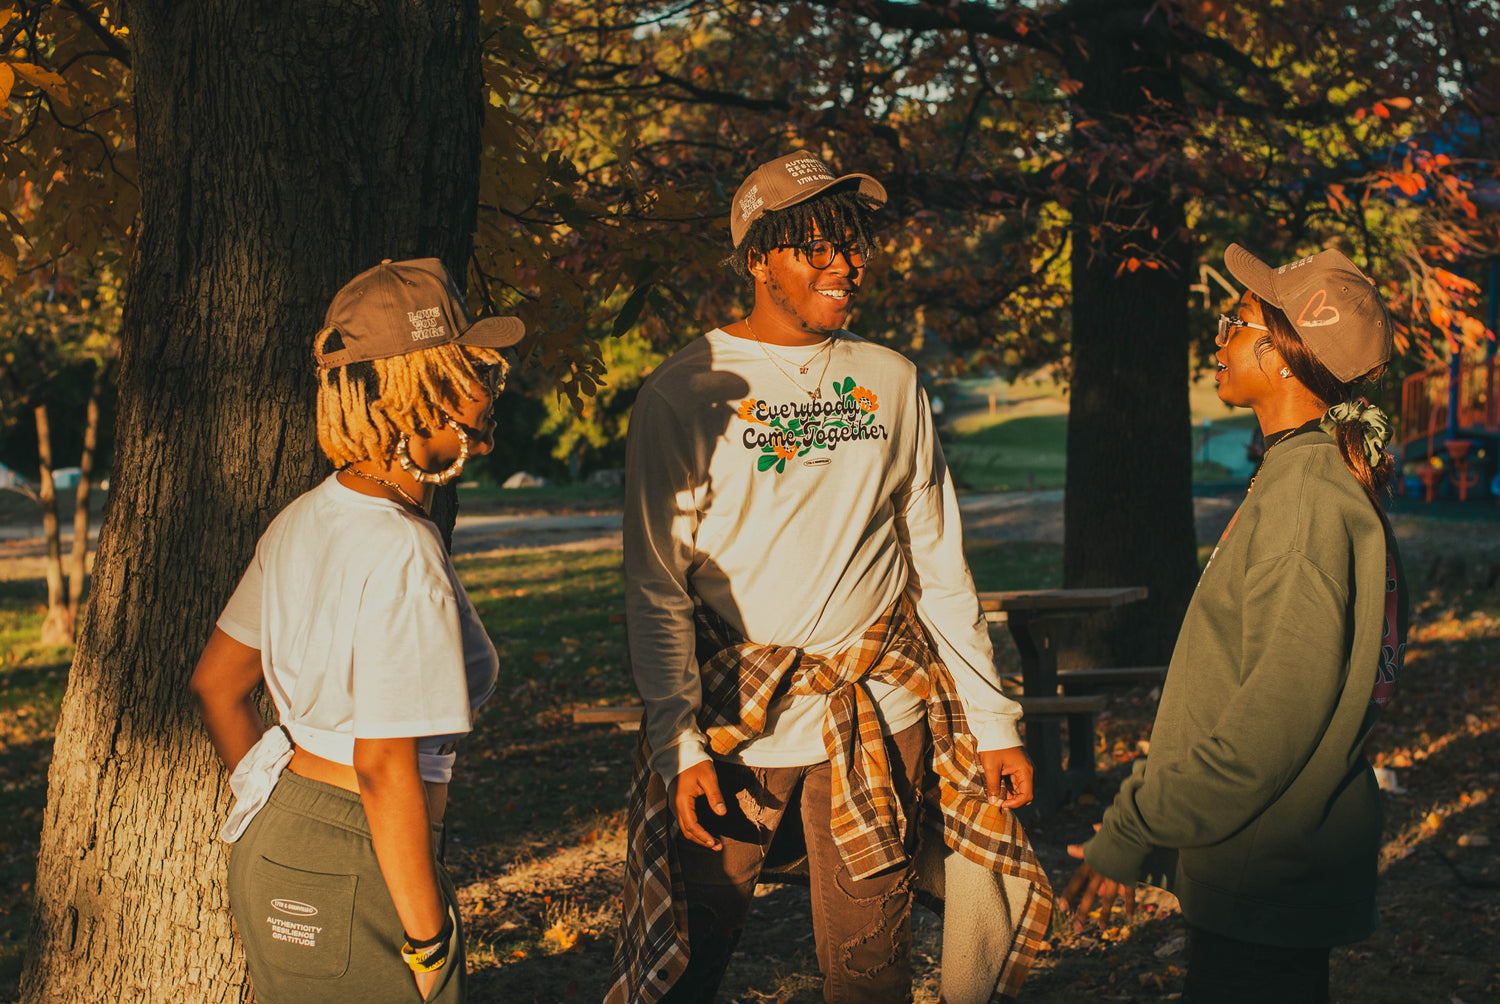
[1319,400,1396,504]
[1258,303,1396,508]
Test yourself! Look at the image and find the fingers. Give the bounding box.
[1122,883,1137,920]
[1059,864,1091,911]
[1066,843,1084,860]
[699,764,727,817]
[671,764,725,851]
[1000,759,1033,808]
[983,757,1006,805]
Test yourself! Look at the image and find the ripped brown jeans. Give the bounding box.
[661,722,927,1004]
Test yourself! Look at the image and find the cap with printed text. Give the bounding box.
[729,151,887,247]
[314,258,525,369]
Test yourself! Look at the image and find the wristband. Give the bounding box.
[401,908,455,973]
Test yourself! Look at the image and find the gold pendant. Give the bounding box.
[799,365,809,374]
[809,388,820,401]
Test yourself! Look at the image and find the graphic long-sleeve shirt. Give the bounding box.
[624,327,1021,780]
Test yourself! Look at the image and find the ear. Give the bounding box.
[747,249,769,282]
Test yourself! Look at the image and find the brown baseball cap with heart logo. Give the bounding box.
[1225,244,1394,383]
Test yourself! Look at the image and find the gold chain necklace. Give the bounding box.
[745,317,835,401]
[341,466,425,512]
[1247,429,1295,494]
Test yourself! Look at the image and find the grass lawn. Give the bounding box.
[942,409,1261,492]
[942,414,1069,492]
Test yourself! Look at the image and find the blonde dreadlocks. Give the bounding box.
[314,327,507,468]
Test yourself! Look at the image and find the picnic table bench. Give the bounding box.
[575,587,1152,816]
[978,587,1149,815]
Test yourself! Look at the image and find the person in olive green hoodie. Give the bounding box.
[1060,244,1410,1004]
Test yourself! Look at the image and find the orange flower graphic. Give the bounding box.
[774,442,798,460]
[738,398,766,424]
[850,387,878,413]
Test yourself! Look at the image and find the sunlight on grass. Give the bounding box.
[942,414,1068,492]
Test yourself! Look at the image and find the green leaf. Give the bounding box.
[775,458,786,474]
[839,377,855,395]
[757,454,778,472]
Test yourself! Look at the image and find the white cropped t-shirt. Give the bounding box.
[217,475,497,783]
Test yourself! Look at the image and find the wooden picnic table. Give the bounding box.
[978,586,1149,815]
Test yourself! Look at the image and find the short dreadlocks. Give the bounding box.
[727,185,882,282]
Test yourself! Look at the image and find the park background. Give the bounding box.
[2,1,1500,1001]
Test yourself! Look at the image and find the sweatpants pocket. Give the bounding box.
[243,855,357,980]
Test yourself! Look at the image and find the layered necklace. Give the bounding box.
[745,316,835,401]
[341,466,426,512]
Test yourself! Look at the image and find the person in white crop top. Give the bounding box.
[190,258,521,1003]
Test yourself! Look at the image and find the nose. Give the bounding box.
[828,249,862,280]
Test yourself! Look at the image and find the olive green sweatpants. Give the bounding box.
[227,771,465,1003]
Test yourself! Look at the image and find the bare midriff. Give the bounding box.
[288,746,448,824]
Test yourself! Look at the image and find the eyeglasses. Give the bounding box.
[783,239,866,270]
[1216,313,1269,346]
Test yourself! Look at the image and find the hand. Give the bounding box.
[415,966,441,1000]
[1059,837,1135,932]
[979,746,1033,808]
[670,760,726,851]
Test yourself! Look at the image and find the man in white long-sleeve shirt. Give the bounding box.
[607,151,1046,1004]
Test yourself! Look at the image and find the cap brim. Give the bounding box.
[1224,244,1284,309]
[457,315,526,348]
[765,173,888,214]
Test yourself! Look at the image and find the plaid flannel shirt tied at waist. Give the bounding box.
[604,594,1052,1004]
[695,592,943,879]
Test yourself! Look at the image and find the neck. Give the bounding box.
[340,461,434,512]
[736,303,834,347]
[1252,397,1326,438]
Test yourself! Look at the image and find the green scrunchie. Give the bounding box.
[1319,398,1393,468]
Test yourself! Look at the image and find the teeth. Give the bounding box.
[818,290,849,299]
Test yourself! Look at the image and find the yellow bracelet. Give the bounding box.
[401,908,454,973]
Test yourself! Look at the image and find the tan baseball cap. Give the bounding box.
[729,151,887,247]
[1225,244,1393,383]
[314,258,525,369]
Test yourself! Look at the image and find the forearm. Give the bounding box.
[354,737,445,942]
[190,628,268,772]
[898,479,1021,751]
[196,695,267,773]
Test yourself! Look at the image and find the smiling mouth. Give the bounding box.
[817,288,853,301]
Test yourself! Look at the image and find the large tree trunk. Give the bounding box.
[22,3,484,1000]
[33,403,72,645]
[1059,0,1200,665]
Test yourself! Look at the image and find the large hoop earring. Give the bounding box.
[397,421,469,485]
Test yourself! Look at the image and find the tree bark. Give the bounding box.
[22,2,485,1000]
[34,403,73,645]
[66,360,107,621]
[1059,0,1200,665]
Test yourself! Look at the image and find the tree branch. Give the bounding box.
[61,0,131,68]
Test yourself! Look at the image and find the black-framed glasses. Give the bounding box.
[783,238,866,270]
[1216,313,1269,346]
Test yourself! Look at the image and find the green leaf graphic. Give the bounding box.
[757,454,778,472]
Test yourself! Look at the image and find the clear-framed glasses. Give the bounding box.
[786,238,866,270]
[1217,313,1269,346]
